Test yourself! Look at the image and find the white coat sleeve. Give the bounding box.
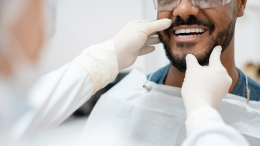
[13,40,119,144]
[182,107,250,146]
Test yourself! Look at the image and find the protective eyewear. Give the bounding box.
[153,0,231,11]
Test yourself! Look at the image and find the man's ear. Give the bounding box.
[237,0,247,17]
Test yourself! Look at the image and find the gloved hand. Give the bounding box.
[73,19,172,94]
[113,19,172,71]
[181,46,232,116]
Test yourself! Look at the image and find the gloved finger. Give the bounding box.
[209,46,223,68]
[144,37,161,47]
[149,32,158,36]
[143,19,172,35]
[141,19,155,23]
[186,54,200,70]
[127,19,155,25]
[138,46,155,56]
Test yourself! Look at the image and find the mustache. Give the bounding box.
[163,15,215,36]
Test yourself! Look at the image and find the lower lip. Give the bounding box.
[173,30,208,42]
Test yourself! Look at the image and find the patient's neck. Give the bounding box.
[164,40,239,93]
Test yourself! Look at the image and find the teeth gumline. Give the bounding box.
[177,34,201,38]
[174,28,206,35]
[174,28,206,38]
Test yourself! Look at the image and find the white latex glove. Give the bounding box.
[181,46,232,116]
[113,19,172,71]
[73,19,172,94]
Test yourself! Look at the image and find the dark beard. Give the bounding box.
[158,15,236,72]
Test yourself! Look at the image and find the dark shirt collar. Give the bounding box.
[148,64,247,98]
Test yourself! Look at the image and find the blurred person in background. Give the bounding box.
[0,0,251,146]
[0,0,173,145]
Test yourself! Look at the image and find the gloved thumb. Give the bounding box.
[143,19,172,35]
[138,46,155,56]
[209,46,223,68]
[186,54,199,70]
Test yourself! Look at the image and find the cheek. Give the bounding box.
[157,11,173,38]
[158,11,172,19]
[202,6,234,31]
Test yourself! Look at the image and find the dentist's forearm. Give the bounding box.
[73,40,118,94]
[182,107,250,146]
[16,63,95,144]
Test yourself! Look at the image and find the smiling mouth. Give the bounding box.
[174,28,206,38]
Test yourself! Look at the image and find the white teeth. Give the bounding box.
[177,34,202,38]
[186,28,191,33]
[175,28,205,34]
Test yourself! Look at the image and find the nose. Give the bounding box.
[173,0,199,19]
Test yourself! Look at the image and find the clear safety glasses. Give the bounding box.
[153,0,231,11]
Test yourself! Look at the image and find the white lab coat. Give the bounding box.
[0,43,249,146]
[8,63,95,145]
[183,120,250,146]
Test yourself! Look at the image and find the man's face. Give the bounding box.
[157,0,237,72]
